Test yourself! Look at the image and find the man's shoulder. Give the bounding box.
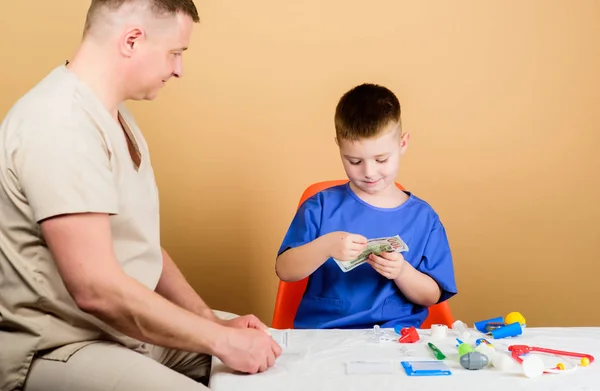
[3,66,87,135]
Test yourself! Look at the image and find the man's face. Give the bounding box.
[127,12,194,101]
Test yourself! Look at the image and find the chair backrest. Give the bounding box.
[271,180,454,329]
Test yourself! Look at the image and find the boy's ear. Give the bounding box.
[399,132,410,155]
[334,136,339,146]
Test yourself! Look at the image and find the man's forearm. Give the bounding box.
[393,262,441,307]
[155,248,217,321]
[41,214,228,355]
[85,271,227,355]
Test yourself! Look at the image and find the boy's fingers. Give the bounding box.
[368,261,386,273]
[351,234,368,244]
[367,258,382,270]
[350,243,367,251]
[369,261,394,274]
[369,253,384,262]
[370,254,397,265]
[380,252,401,261]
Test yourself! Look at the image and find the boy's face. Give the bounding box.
[337,123,409,196]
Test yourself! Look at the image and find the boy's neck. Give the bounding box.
[349,182,409,209]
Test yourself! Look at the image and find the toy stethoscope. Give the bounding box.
[508,344,595,374]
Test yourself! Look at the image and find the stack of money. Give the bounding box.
[333,235,409,273]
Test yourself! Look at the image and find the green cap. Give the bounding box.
[458,342,474,356]
[428,342,447,360]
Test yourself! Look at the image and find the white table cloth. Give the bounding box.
[209,327,600,391]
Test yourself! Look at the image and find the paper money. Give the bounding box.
[333,235,409,273]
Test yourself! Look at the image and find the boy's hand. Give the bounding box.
[327,231,368,261]
[367,251,406,280]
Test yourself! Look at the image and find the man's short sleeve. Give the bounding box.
[417,219,458,303]
[277,194,323,256]
[13,122,119,222]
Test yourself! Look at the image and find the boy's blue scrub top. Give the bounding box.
[278,183,457,329]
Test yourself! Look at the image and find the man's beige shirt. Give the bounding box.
[0,65,163,390]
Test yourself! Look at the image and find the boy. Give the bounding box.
[275,83,457,329]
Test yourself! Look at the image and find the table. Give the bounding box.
[209,327,600,391]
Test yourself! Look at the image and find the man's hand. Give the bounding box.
[326,231,368,261]
[216,328,283,374]
[367,251,407,280]
[220,314,269,333]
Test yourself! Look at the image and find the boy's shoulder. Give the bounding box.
[405,193,447,228]
[301,183,348,204]
[407,193,440,216]
[317,183,348,197]
[306,183,348,200]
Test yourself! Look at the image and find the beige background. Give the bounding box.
[1,1,599,327]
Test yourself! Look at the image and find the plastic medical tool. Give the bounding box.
[508,344,595,377]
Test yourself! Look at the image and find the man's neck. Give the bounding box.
[66,42,125,120]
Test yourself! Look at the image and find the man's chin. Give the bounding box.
[139,90,160,101]
[126,93,158,102]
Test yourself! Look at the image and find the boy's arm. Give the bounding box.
[276,193,368,282]
[276,234,332,282]
[398,219,456,306]
[276,232,367,282]
[368,252,442,307]
[368,218,456,307]
[393,264,441,307]
[276,195,328,282]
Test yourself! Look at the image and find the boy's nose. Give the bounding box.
[363,162,376,178]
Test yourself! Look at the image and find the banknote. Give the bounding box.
[333,235,409,273]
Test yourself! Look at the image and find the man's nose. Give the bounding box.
[173,58,183,78]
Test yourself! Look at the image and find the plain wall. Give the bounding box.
[1,0,599,326]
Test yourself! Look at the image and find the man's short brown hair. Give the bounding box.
[84,0,200,33]
[334,83,401,141]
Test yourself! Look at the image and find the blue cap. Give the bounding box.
[474,317,504,333]
[490,322,522,339]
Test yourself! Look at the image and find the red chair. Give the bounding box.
[272,180,454,329]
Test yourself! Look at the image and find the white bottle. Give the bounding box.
[475,343,513,371]
[452,320,471,339]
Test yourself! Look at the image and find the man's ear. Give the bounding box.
[120,28,145,57]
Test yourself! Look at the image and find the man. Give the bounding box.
[0,1,281,390]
